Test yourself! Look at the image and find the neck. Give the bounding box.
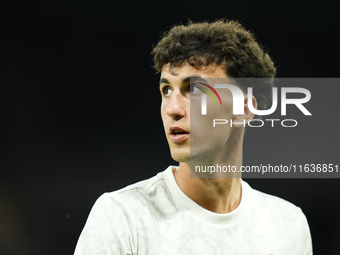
[174,129,243,214]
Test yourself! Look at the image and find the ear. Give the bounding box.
[232,94,256,128]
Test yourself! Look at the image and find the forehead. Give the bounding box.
[160,63,227,83]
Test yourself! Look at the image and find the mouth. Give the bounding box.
[169,127,190,143]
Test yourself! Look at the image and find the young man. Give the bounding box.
[74,20,312,254]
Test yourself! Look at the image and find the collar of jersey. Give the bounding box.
[162,165,252,225]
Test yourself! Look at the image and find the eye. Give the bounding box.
[162,86,173,97]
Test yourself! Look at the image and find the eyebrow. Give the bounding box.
[159,76,209,85]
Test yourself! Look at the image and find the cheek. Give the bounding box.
[206,100,234,121]
[194,104,233,144]
[160,104,170,131]
[160,103,166,119]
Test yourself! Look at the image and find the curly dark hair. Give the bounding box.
[152,20,276,113]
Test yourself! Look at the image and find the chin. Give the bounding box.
[170,150,190,164]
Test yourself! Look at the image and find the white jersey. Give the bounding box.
[74,166,312,255]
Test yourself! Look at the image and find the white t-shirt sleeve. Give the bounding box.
[74,193,136,255]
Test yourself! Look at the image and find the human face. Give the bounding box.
[160,63,239,165]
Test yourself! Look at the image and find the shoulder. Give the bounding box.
[243,180,310,232]
[243,181,302,215]
[244,181,311,236]
[74,168,172,254]
[243,181,312,254]
[94,167,175,216]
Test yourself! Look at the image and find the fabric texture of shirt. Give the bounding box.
[74,166,313,255]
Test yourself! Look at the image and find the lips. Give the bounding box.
[169,126,190,143]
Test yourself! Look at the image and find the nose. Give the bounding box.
[166,90,187,120]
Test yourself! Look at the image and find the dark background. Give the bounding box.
[1,0,340,254]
